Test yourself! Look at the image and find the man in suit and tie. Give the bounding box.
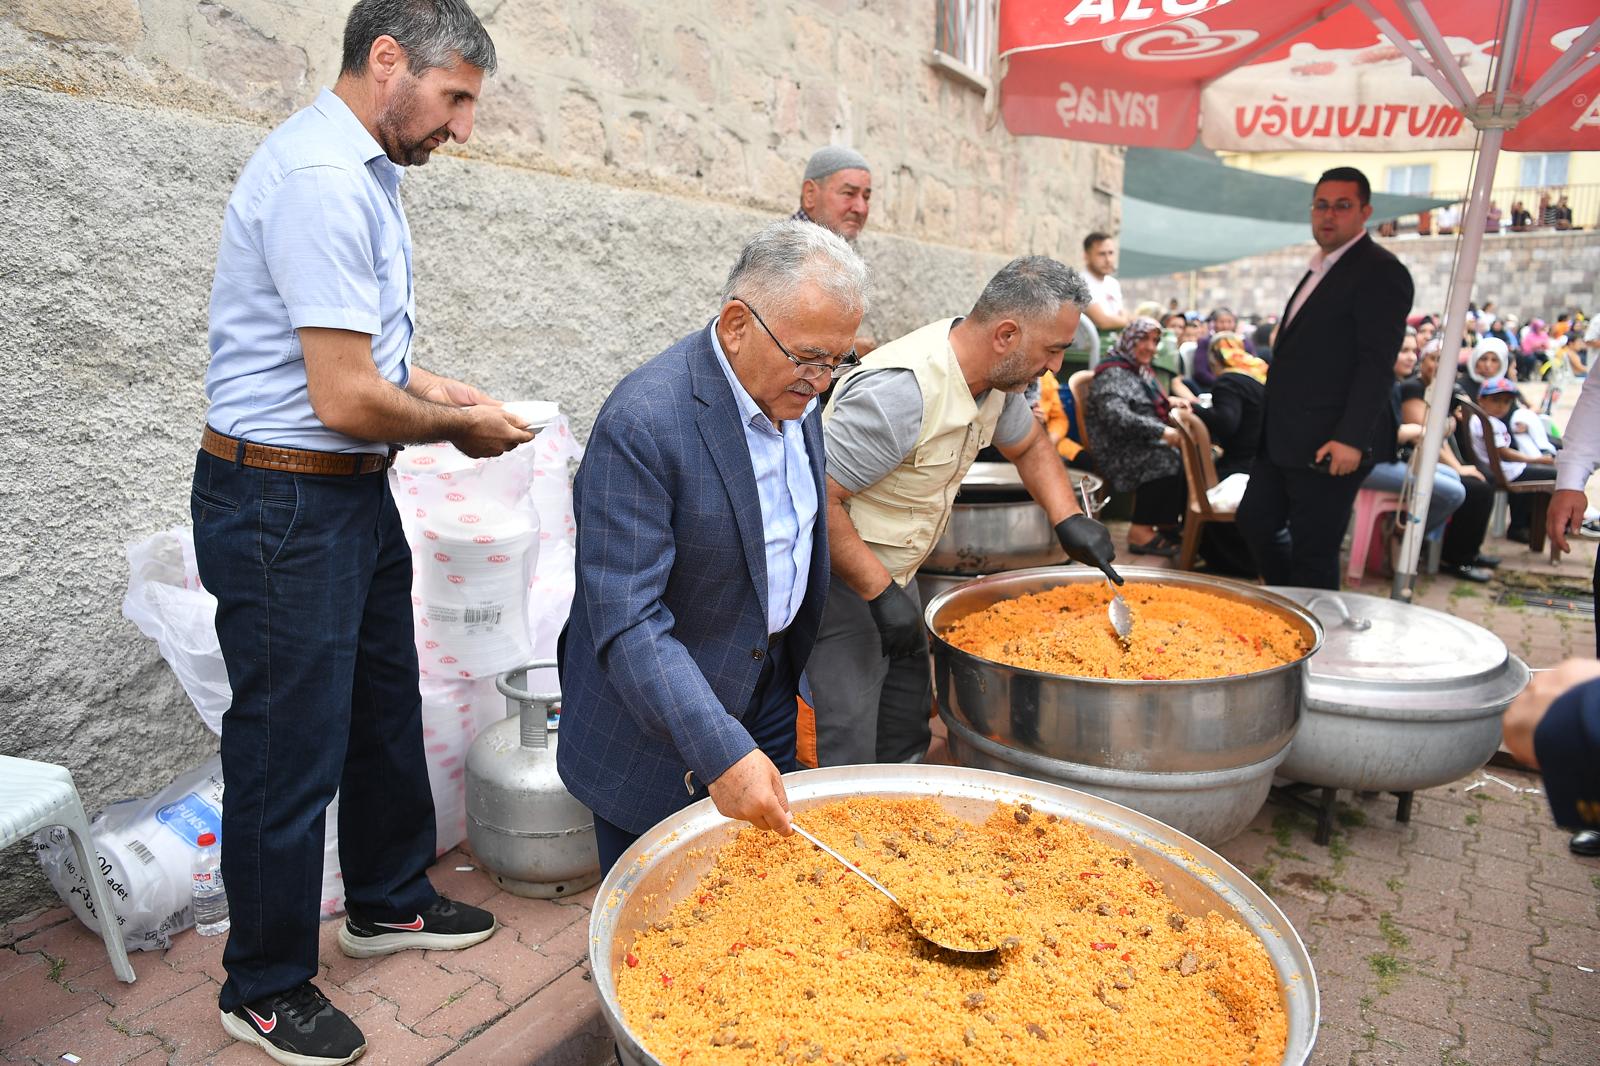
[1237,167,1414,588]
[557,220,867,874]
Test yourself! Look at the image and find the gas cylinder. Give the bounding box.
[465,659,600,898]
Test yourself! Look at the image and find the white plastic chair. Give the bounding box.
[0,756,136,982]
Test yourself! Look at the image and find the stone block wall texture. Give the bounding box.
[0,1,1117,920]
[1122,230,1600,323]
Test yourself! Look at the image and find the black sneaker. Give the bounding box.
[220,982,365,1065]
[338,895,497,958]
[1440,562,1493,583]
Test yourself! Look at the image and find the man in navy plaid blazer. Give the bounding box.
[558,221,869,874]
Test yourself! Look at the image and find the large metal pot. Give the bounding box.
[589,765,1319,1066]
[921,463,1104,574]
[1273,588,1530,792]
[927,567,1323,844]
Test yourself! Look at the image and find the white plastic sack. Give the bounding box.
[1206,472,1249,513]
[122,529,231,734]
[34,757,225,952]
[395,449,539,679]
[394,411,579,689]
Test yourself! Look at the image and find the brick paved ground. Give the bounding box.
[6,423,1600,1065]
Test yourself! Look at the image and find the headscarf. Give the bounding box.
[1094,317,1168,420]
[1208,331,1269,384]
[1469,337,1509,383]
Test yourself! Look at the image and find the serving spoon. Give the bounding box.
[1107,579,1133,645]
[790,823,999,954]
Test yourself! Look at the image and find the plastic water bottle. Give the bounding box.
[191,832,230,936]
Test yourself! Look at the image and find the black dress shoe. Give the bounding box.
[1506,526,1531,544]
[1572,829,1600,857]
[1129,537,1179,558]
[1440,562,1493,583]
[1471,554,1502,568]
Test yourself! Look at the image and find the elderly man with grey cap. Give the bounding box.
[808,256,1122,767]
[794,146,876,356]
[793,145,872,241]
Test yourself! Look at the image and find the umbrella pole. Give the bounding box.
[1392,126,1505,600]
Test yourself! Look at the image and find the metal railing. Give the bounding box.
[935,0,996,83]
[1412,182,1599,233]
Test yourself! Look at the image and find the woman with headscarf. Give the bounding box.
[1187,306,1256,390]
[1521,318,1553,373]
[1085,317,1189,556]
[1193,332,1268,480]
[1462,336,1510,399]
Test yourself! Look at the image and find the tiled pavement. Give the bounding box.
[4,521,1600,1064]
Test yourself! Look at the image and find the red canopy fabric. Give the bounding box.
[998,0,1600,151]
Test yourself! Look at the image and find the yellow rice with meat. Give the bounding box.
[940,582,1305,680]
[616,797,1287,1065]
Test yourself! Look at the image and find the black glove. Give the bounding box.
[1055,514,1124,585]
[866,580,927,659]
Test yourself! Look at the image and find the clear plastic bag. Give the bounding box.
[34,757,226,951]
[121,529,231,734]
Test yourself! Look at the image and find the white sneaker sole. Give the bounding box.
[337,920,498,958]
[219,1009,365,1066]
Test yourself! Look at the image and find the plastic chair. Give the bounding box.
[1067,370,1096,454]
[1168,410,1236,571]
[0,756,136,983]
[1347,488,1402,584]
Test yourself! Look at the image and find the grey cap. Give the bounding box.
[804,145,870,183]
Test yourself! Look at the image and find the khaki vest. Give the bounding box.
[824,318,1005,585]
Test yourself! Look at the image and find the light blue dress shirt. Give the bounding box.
[709,326,819,635]
[205,88,415,454]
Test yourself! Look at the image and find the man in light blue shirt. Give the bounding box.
[709,326,820,635]
[193,4,531,1064]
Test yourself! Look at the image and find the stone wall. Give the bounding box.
[1123,230,1600,323]
[0,1,1117,920]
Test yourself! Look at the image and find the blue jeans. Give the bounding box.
[192,447,438,1011]
[1361,461,1465,534]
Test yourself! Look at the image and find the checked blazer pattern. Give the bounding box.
[556,323,829,834]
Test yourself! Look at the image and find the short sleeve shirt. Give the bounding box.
[1084,272,1124,319]
[204,89,415,454]
[824,368,1033,493]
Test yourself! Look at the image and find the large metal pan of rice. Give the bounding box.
[591,764,1317,1065]
[925,567,1324,844]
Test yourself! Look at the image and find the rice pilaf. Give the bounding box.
[616,797,1288,1064]
[940,582,1305,680]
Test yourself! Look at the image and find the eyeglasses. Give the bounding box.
[1311,199,1361,214]
[736,298,860,381]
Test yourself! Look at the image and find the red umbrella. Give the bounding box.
[999,0,1599,151]
[996,0,1600,594]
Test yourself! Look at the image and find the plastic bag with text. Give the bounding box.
[34,757,225,951]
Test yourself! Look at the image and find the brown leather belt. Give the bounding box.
[201,426,396,477]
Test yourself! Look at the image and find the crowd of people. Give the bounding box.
[1377,189,1584,237]
[176,1,1600,1059]
[1040,197,1596,586]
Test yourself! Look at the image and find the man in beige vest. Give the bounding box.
[810,256,1121,766]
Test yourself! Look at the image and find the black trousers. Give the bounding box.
[1508,466,1558,530]
[1236,455,1368,589]
[1441,472,1494,567]
[1131,472,1188,527]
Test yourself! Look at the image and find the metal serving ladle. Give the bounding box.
[1107,580,1133,644]
[790,824,998,954]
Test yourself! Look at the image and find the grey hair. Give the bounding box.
[341,0,497,76]
[969,256,1091,323]
[721,219,870,319]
